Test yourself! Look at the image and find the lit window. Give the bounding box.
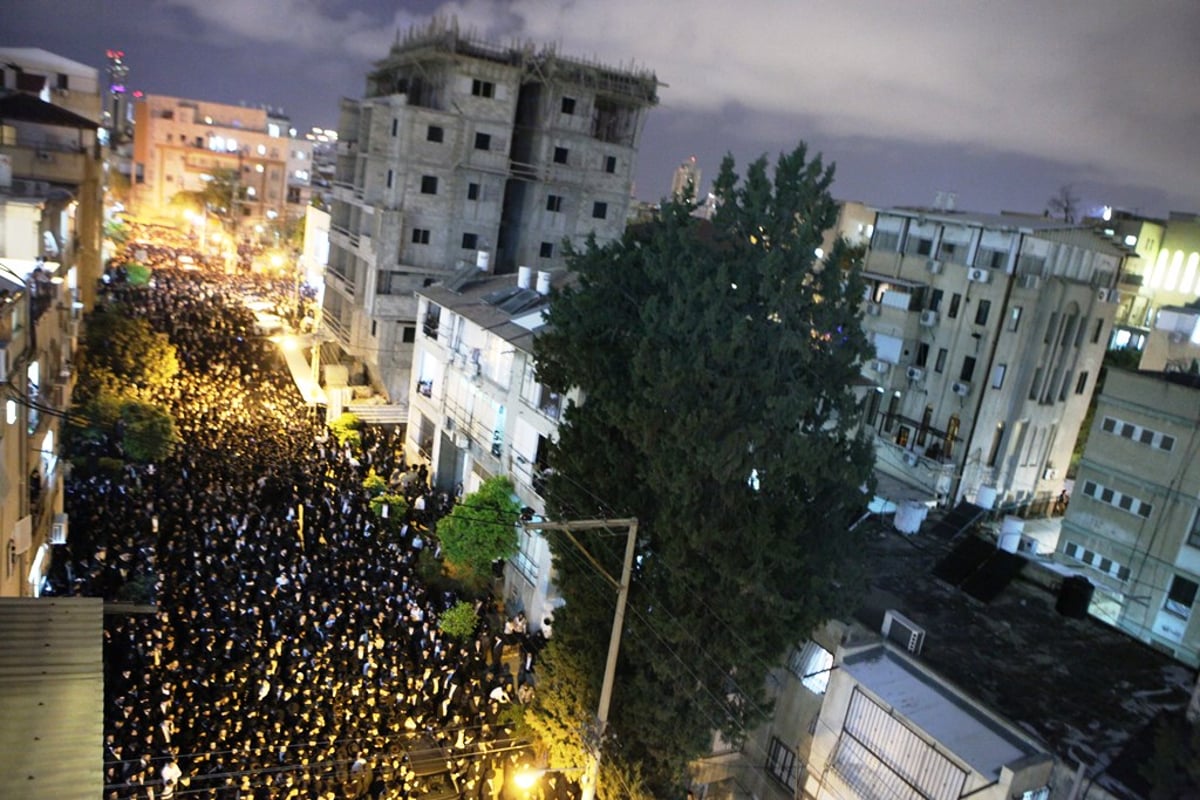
[787,641,834,694]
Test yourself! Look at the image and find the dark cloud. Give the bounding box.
[6,0,1198,215]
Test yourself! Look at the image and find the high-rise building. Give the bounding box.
[670,155,701,200]
[859,207,1129,510]
[322,19,659,404]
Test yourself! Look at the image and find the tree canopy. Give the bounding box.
[78,305,179,396]
[531,143,875,796]
[437,476,522,578]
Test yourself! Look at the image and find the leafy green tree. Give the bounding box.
[439,600,479,640]
[531,143,875,795]
[120,399,180,462]
[328,412,363,449]
[79,306,179,396]
[169,167,242,233]
[1141,712,1200,799]
[437,476,522,580]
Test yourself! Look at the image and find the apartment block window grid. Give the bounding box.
[1100,416,1176,451]
[1063,541,1131,581]
[766,736,798,791]
[1081,479,1153,519]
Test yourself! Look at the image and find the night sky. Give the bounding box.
[7,0,1200,218]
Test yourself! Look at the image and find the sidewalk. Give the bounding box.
[278,334,325,406]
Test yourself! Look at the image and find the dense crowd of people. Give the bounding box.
[62,230,559,799]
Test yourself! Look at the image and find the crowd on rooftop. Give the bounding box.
[58,230,560,799]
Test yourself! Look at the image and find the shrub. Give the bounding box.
[439,600,478,639]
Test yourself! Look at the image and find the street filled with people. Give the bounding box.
[63,226,556,799]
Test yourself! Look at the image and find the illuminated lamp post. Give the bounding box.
[516,517,639,800]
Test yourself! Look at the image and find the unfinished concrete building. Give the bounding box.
[323,20,659,406]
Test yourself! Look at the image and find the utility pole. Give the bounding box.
[517,517,638,800]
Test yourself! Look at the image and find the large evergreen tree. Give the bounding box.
[530,143,875,796]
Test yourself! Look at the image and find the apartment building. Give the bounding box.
[1088,208,1200,351]
[0,193,83,597]
[408,267,570,627]
[323,19,658,404]
[0,48,102,127]
[860,208,1129,509]
[1056,366,1200,666]
[131,95,313,238]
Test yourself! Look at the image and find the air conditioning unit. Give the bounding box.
[968,268,990,283]
[1020,274,1041,290]
[882,609,925,655]
[1043,467,1058,481]
[903,451,920,466]
[906,366,925,381]
[952,381,971,396]
[926,259,943,274]
[1097,288,1119,303]
[919,310,939,327]
[872,360,891,374]
[50,513,69,545]
[866,302,881,316]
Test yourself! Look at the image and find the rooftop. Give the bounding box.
[855,518,1196,799]
[843,645,1041,778]
[419,268,570,354]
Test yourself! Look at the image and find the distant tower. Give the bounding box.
[671,155,701,200]
[104,49,131,142]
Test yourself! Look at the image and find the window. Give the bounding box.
[471,79,495,98]
[411,228,430,245]
[386,168,394,189]
[553,146,569,164]
[426,125,443,142]
[546,194,563,212]
[1121,423,1136,439]
[1161,435,1176,452]
[766,736,798,791]
[1008,306,1022,332]
[916,342,929,367]
[391,118,398,137]
[561,96,576,114]
[1140,428,1155,445]
[539,242,554,258]
[1029,367,1043,400]
[987,421,1005,467]
[605,155,617,173]
[592,201,608,220]
[960,356,976,382]
[1092,318,1104,344]
[1044,312,1059,344]
[1165,575,1199,619]
[474,132,491,150]
[787,640,834,693]
[945,414,960,457]
[935,348,948,374]
[914,238,933,256]
[420,175,438,194]
[975,299,991,326]
[1102,416,1117,433]
[948,293,961,319]
[992,363,1007,389]
[929,289,944,312]
[461,232,478,250]
[467,182,480,201]
[917,406,932,446]
[1075,371,1089,395]
[371,320,377,337]
[402,325,416,344]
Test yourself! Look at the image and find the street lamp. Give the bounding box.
[517,517,639,800]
